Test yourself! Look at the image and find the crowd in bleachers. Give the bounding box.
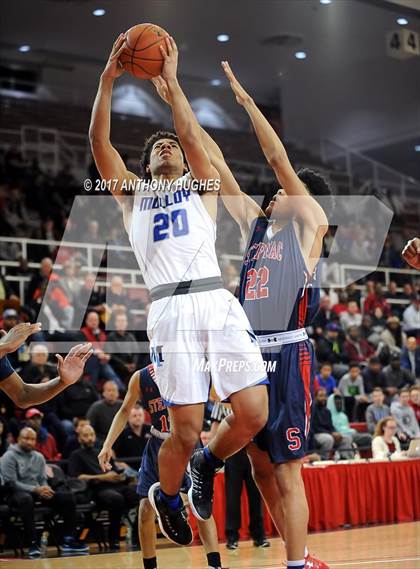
[0,146,419,556]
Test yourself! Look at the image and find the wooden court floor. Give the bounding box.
[1,522,419,569]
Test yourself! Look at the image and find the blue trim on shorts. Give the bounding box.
[162,398,206,407]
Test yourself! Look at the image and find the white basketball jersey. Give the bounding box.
[128,174,221,291]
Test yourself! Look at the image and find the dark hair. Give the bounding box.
[369,356,381,365]
[320,361,332,369]
[140,130,188,180]
[349,361,360,369]
[297,168,335,217]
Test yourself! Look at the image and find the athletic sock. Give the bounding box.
[203,446,224,469]
[287,560,305,569]
[159,489,182,510]
[143,557,157,569]
[207,551,222,568]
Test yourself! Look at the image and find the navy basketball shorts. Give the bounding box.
[254,339,315,464]
[136,435,194,499]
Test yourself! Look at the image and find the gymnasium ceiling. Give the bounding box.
[0,0,419,179]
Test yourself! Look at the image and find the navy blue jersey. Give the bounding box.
[239,218,321,334]
[139,364,170,434]
[0,357,14,382]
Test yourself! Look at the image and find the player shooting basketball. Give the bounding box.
[90,33,269,546]
[0,322,93,407]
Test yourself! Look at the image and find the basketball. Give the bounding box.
[119,23,169,80]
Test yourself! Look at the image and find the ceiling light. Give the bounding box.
[414,145,420,152]
[19,45,31,52]
[217,34,230,43]
[93,8,106,16]
[397,17,408,25]
[295,51,307,60]
[211,79,221,86]
[320,0,332,4]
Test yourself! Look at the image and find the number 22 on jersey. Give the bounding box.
[245,266,270,300]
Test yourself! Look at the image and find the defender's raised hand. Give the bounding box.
[159,36,179,83]
[222,61,253,107]
[0,323,42,357]
[102,33,126,80]
[151,75,171,105]
[56,343,93,386]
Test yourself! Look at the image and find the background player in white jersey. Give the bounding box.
[98,366,226,569]
[89,34,268,545]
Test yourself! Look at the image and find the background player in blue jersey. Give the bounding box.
[0,321,93,408]
[98,365,226,569]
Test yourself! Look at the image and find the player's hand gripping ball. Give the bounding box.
[119,23,169,79]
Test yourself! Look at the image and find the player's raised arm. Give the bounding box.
[0,342,92,408]
[222,61,328,232]
[89,34,138,212]
[98,371,141,471]
[159,37,219,183]
[151,75,262,236]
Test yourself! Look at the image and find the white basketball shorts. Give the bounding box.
[147,288,267,405]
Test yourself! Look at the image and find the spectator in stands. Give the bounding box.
[331,291,349,317]
[27,257,53,306]
[68,424,138,551]
[371,306,387,332]
[401,336,420,380]
[364,282,391,318]
[314,362,338,396]
[106,312,138,385]
[75,273,107,322]
[21,343,56,384]
[311,388,353,460]
[338,362,369,420]
[62,418,91,458]
[362,356,386,394]
[340,300,362,332]
[60,260,82,307]
[383,354,415,402]
[327,394,371,454]
[378,316,407,364]
[57,377,98,429]
[1,427,87,558]
[344,326,374,366]
[106,275,131,316]
[81,310,124,390]
[402,294,420,336]
[24,408,60,461]
[409,386,420,424]
[372,417,405,460]
[0,418,9,456]
[379,236,402,268]
[87,381,123,443]
[114,405,151,473]
[365,388,391,434]
[345,283,361,307]
[390,388,420,442]
[312,295,334,329]
[315,323,348,371]
[224,448,269,550]
[402,283,414,300]
[385,281,400,302]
